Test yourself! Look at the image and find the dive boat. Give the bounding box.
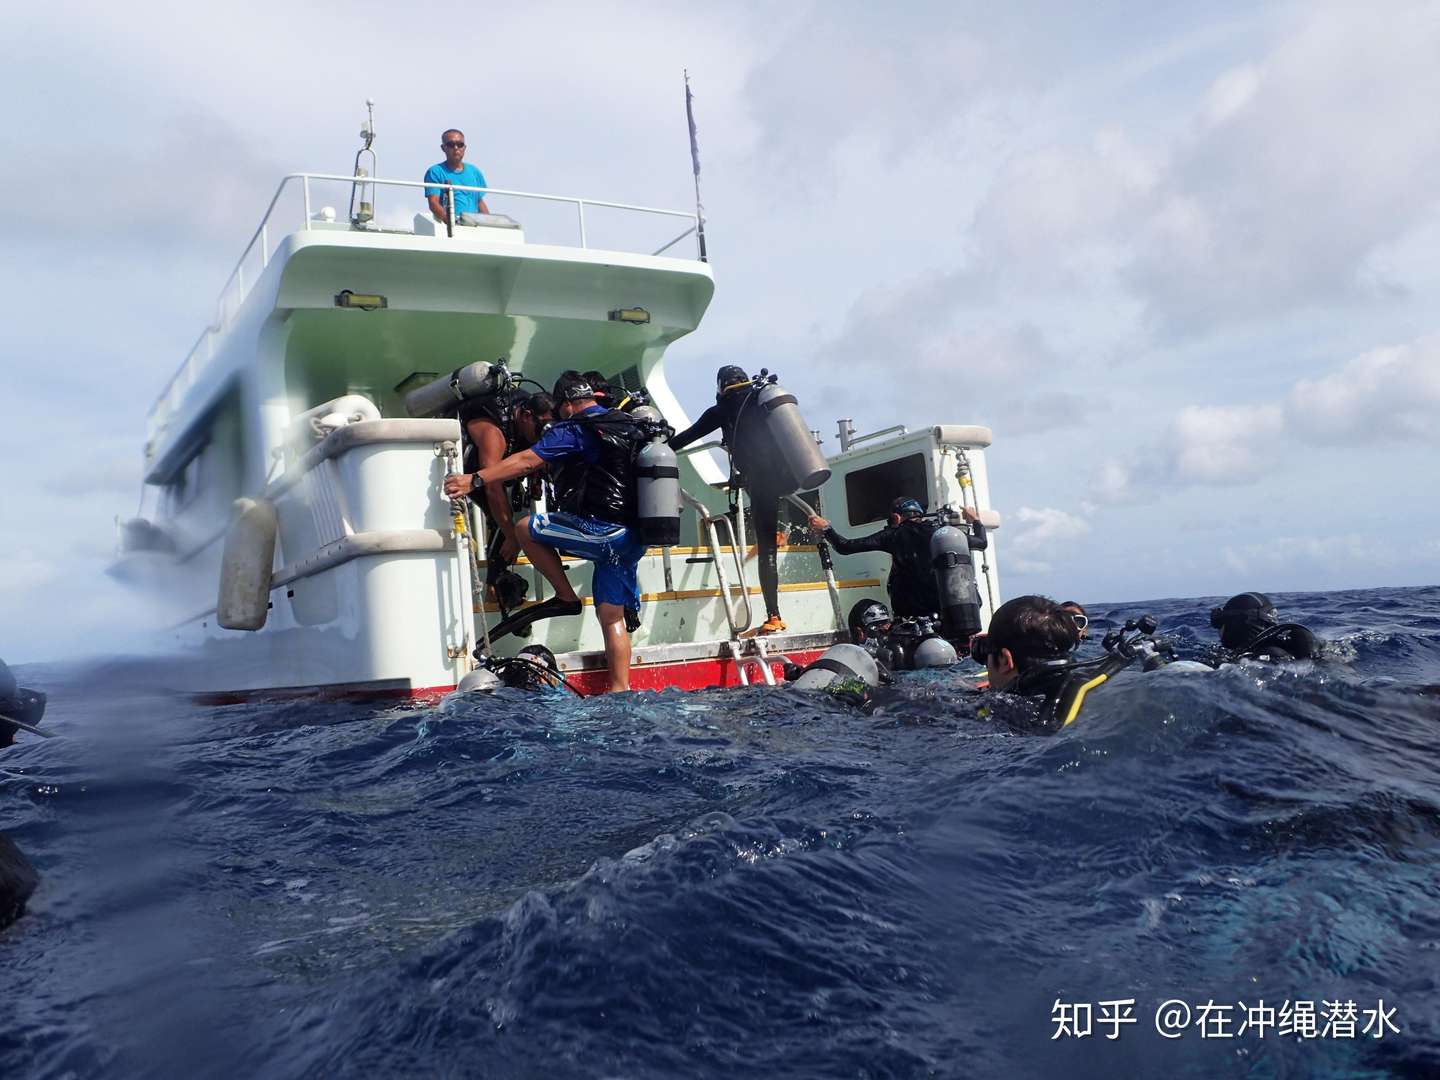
[109,162,1003,699]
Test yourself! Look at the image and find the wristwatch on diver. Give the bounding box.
[470,474,484,493]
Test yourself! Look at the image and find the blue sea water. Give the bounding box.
[3,585,1439,1079]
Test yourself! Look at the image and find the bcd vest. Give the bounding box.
[550,410,643,525]
[888,519,943,617]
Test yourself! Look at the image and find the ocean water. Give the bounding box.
[3,585,1439,1079]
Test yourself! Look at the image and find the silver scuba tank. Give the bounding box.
[930,524,983,642]
[634,437,682,546]
[792,643,880,690]
[404,361,510,417]
[756,382,831,492]
[911,635,959,668]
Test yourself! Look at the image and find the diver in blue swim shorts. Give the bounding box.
[446,370,649,691]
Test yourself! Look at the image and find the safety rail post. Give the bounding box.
[260,223,269,268]
[784,493,846,631]
[576,200,588,248]
[439,441,477,671]
[683,489,753,636]
[302,176,312,230]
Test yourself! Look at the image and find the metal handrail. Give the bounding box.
[146,172,703,437]
[682,489,753,637]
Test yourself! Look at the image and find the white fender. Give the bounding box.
[289,394,381,445]
[217,498,278,631]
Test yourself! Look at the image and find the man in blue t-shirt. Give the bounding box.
[443,371,647,692]
[424,128,489,225]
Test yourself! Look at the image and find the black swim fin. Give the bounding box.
[486,596,583,642]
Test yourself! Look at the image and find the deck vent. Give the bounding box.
[608,307,650,325]
[335,290,388,311]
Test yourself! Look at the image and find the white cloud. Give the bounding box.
[1092,330,1440,506]
[1220,533,1391,579]
[956,5,1440,336]
[1285,334,1440,444]
[1170,403,1284,483]
[1006,505,1091,575]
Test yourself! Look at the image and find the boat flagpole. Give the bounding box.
[685,70,708,262]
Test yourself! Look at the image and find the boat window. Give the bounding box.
[844,454,928,527]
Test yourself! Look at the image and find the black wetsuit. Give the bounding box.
[823,518,987,619]
[671,389,788,619]
[1214,623,1319,665]
[458,392,535,610]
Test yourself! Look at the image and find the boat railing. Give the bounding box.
[145,173,703,444]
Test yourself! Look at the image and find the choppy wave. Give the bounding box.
[3,586,1440,1078]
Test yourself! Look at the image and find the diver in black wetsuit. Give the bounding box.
[809,497,986,623]
[971,596,1080,700]
[1206,592,1319,665]
[457,390,555,615]
[670,365,793,635]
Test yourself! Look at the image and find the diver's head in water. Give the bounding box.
[972,595,1078,690]
[1210,592,1279,650]
[889,496,925,526]
[1059,601,1089,643]
[848,599,893,645]
[715,364,751,399]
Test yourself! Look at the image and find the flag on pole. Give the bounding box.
[684,69,708,261]
[685,69,702,180]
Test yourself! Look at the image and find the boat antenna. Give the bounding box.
[349,98,377,226]
[684,70,708,262]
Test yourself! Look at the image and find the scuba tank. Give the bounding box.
[930,522,983,642]
[634,436,682,546]
[755,378,831,492]
[404,360,512,418]
[791,643,880,691]
[910,634,958,669]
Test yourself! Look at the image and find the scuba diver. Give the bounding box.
[847,598,957,672]
[583,370,656,416]
[810,497,987,642]
[401,360,554,618]
[1206,592,1318,665]
[458,388,555,616]
[970,595,1175,733]
[670,365,830,636]
[1059,601,1089,645]
[445,371,679,692]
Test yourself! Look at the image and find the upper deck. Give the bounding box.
[146,172,714,463]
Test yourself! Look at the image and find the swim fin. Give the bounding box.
[486,596,583,642]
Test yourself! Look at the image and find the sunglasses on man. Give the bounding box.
[443,140,466,149]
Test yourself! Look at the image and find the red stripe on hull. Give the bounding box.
[197,650,829,703]
[567,649,828,695]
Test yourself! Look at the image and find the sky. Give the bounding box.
[2,0,1439,662]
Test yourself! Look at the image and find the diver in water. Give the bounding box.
[970,595,1080,696]
[1059,601,1089,646]
[670,365,795,635]
[974,596,1208,732]
[1206,592,1318,665]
